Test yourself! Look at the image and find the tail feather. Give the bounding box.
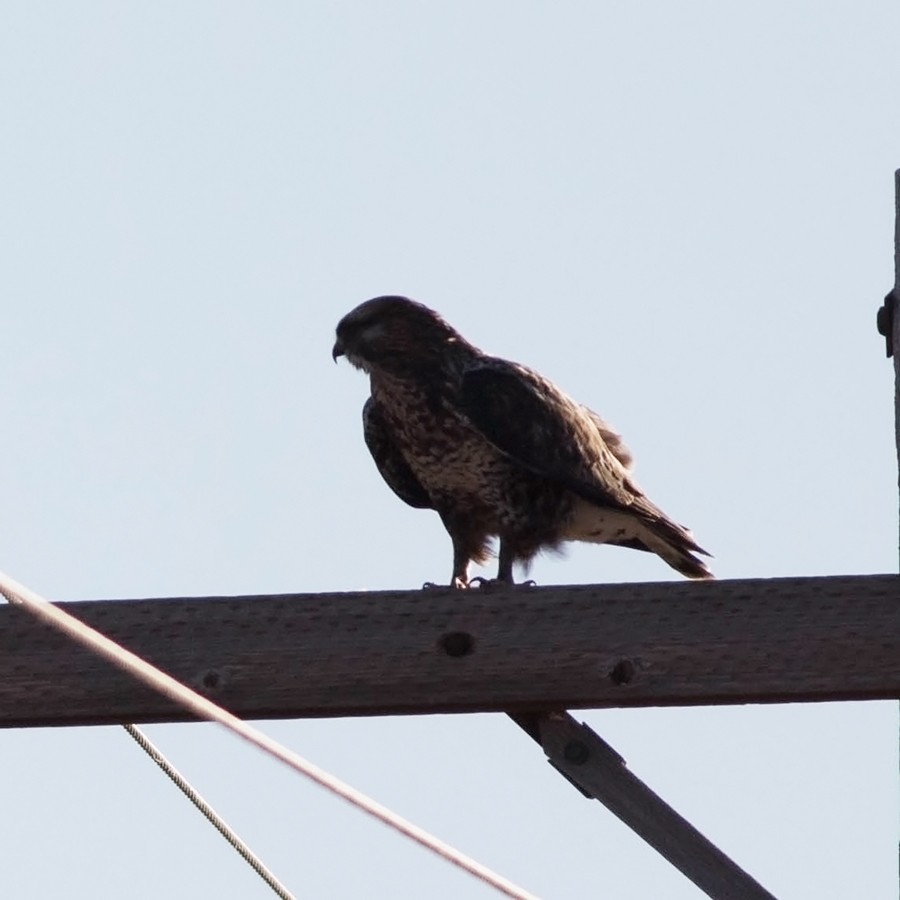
[566,497,714,579]
[631,519,714,580]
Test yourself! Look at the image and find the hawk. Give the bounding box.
[333,296,712,587]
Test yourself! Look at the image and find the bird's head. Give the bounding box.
[332,296,471,376]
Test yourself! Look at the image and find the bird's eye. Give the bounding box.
[357,320,386,344]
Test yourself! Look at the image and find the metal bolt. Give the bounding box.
[877,290,895,358]
[563,740,590,765]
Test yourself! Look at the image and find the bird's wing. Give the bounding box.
[362,397,434,509]
[580,406,634,471]
[459,359,655,515]
[460,358,711,564]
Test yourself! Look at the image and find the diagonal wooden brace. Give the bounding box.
[510,712,777,900]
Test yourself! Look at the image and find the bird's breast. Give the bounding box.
[372,379,509,501]
[370,376,571,538]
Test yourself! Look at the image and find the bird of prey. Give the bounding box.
[333,296,712,587]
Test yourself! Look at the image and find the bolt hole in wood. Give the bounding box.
[439,631,475,657]
[609,658,636,685]
[201,669,221,690]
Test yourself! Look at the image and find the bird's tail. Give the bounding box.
[568,497,714,579]
[632,517,714,580]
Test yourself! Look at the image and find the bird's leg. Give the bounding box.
[450,540,471,589]
[496,541,515,584]
[423,539,471,590]
[469,540,535,591]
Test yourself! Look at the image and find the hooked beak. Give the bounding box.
[331,339,344,363]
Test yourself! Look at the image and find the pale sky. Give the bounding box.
[1,3,898,898]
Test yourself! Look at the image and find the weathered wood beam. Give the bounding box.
[881,168,900,557]
[893,167,900,564]
[1,574,897,728]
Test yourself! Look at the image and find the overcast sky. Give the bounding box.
[1,3,898,898]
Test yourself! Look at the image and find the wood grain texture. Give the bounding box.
[0,574,898,728]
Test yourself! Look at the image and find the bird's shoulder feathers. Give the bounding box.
[458,357,643,512]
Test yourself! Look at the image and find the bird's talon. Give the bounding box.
[468,576,496,591]
[467,577,517,592]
